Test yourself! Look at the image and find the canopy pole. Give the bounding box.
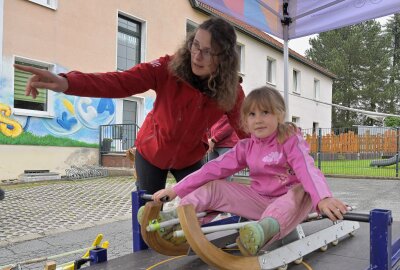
[282,0,290,122]
[283,27,290,122]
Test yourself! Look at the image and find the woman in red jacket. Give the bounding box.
[14,17,246,194]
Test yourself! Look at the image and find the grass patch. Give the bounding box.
[0,131,98,148]
[318,159,398,178]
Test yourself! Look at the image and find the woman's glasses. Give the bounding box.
[189,41,221,61]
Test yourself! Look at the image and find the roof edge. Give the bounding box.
[189,0,337,79]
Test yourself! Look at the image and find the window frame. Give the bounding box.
[292,116,300,126]
[115,96,145,127]
[236,43,245,75]
[13,56,55,118]
[117,14,142,71]
[313,78,320,100]
[186,19,198,35]
[266,57,276,85]
[312,122,319,134]
[28,0,57,10]
[292,69,301,94]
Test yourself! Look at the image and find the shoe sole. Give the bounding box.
[238,223,265,256]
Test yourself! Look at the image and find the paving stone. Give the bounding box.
[0,177,135,245]
[0,176,398,269]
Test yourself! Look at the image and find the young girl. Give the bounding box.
[153,86,347,256]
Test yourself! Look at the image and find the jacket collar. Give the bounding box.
[251,129,278,144]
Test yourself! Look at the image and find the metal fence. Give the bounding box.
[99,123,140,154]
[303,126,399,178]
[99,124,399,178]
[227,126,400,179]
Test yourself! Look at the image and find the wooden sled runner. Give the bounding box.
[178,204,261,270]
[140,201,360,269]
[177,204,360,270]
[139,201,190,256]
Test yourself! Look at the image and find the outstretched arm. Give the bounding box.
[14,64,69,99]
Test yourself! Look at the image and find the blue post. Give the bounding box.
[132,190,148,252]
[370,209,392,270]
[89,248,107,265]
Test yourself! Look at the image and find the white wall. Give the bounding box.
[290,61,333,129]
[0,145,98,181]
[237,32,332,129]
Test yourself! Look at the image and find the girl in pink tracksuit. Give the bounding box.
[153,86,347,256]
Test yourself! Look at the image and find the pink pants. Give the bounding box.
[180,181,312,241]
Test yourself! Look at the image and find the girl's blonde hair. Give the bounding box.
[168,17,239,111]
[240,86,298,144]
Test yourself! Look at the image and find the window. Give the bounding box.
[292,116,300,126]
[236,44,245,74]
[293,69,301,94]
[28,0,57,9]
[313,79,320,100]
[117,15,141,71]
[13,58,54,117]
[186,20,198,35]
[115,97,144,150]
[122,99,138,125]
[266,57,276,85]
[313,122,319,134]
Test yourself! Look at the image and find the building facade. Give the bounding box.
[0,0,334,180]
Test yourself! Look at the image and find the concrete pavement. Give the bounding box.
[0,176,399,269]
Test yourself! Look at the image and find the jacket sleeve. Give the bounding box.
[211,115,234,143]
[173,139,248,198]
[62,56,168,98]
[283,132,332,211]
[227,85,248,139]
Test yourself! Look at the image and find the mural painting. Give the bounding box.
[0,59,155,148]
[0,73,117,147]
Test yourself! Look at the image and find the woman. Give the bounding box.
[14,17,246,194]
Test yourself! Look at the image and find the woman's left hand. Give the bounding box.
[317,197,348,222]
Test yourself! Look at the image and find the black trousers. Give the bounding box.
[134,150,203,195]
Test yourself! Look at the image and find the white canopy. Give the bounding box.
[197,0,400,120]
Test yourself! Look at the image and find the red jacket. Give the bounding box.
[64,55,246,169]
[210,114,239,148]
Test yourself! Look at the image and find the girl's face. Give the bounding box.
[245,106,279,139]
[190,29,219,78]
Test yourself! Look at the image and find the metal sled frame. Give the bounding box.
[177,204,360,270]
[137,201,359,270]
[132,191,400,270]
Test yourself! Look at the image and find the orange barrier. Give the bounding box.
[305,130,398,154]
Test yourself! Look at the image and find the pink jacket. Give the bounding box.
[174,130,332,210]
[210,115,239,148]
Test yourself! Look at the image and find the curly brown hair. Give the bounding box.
[240,86,298,144]
[168,17,239,111]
